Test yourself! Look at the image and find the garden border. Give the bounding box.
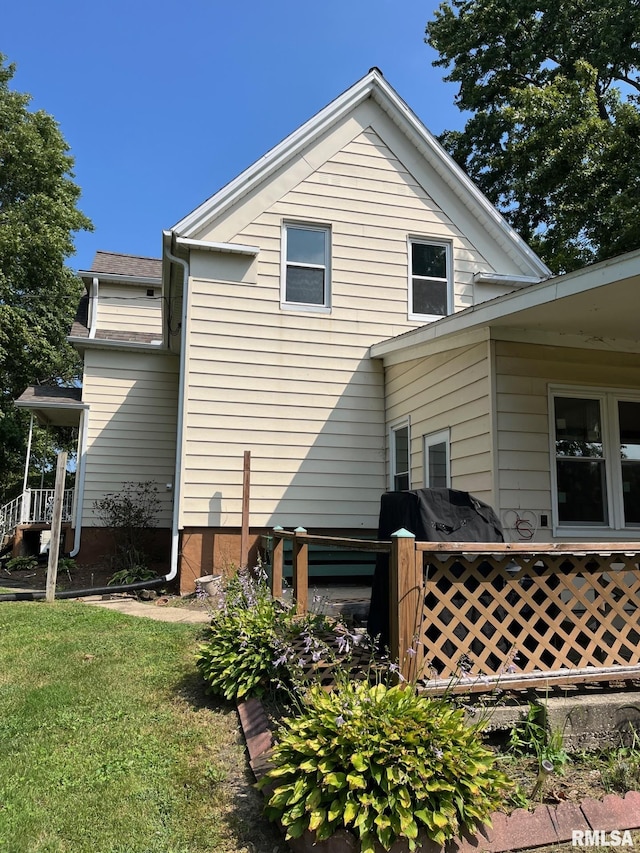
[238,698,640,853]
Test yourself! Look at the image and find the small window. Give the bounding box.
[409,240,451,319]
[424,430,450,488]
[282,223,330,308]
[390,422,410,491]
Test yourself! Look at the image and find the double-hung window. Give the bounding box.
[424,429,450,488]
[282,223,330,310]
[409,239,451,320]
[390,421,410,491]
[551,389,640,531]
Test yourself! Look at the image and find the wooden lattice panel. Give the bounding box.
[420,551,640,680]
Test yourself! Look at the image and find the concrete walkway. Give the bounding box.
[78,594,212,624]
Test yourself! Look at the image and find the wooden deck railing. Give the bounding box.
[271,527,640,692]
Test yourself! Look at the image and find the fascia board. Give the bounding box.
[67,337,166,353]
[368,80,551,279]
[14,399,88,412]
[175,237,260,255]
[173,75,377,237]
[78,271,161,286]
[173,68,551,280]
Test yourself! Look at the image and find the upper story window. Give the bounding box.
[551,389,640,532]
[282,223,331,310]
[409,239,451,321]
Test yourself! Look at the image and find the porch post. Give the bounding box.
[292,526,308,615]
[271,526,283,599]
[22,412,34,493]
[389,528,423,682]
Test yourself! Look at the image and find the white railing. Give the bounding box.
[0,489,74,542]
[0,495,25,542]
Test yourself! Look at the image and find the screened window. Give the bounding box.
[552,391,640,529]
[283,224,330,307]
[391,422,410,491]
[409,240,450,319]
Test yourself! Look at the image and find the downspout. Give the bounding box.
[88,276,99,338]
[164,243,190,583]
[69,408,89,558]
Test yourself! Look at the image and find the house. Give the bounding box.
[14,68,640,593]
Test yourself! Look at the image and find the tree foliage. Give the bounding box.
[0,54,92,500]
[426,0,640,272]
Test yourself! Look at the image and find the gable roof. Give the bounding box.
[172,68,550,280]
[80,251,162,281]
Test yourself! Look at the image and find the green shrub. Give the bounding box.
[196,567,332,702]
[108,565,158,586]
[261,680,511,852]
[5,555,38,572]
[93,481,160,575]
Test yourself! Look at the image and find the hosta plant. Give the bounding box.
[197,583,285,700]
[260,679,511,852]
[196,567,328,701]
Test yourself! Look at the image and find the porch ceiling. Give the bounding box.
[489,272,640,343]
[371,249,640,363]
[15,386,86,427]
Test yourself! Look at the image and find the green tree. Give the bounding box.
[0,54,92,501]
[426,0,640,272]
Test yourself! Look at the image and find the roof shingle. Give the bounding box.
[89,250,161,279]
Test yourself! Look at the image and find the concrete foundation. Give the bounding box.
[481,686,640,751]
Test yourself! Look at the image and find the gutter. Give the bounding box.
[163,235,190,584]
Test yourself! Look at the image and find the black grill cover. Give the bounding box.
[367,488,504,649]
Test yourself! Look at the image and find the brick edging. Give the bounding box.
[237,698,640,853]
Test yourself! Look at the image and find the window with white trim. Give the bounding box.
[390,421,410,491]
[424,429,450,488]
[551,390,640,529]
[409,239,451,320]
[282,223,330,308]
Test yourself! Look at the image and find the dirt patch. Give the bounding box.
[0,559,165,593]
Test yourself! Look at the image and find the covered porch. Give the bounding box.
[6,386,88,557]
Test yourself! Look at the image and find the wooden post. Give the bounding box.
[389,528,423,682]
[271,526,283,599]
[240,450,251,568]
[292,526,308,615]
[45,452,67,604]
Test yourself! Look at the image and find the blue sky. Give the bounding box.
[4,1,465,273]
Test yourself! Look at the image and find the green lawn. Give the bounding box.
[0,601,287,853]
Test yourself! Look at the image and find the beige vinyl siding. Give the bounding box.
[235,128,494,320]
[180,127,499,529]
[494,340,640,539]
[181,274,386,527]
[384,342,493,503]
[82,349,178,525]
[179,111,531,529]
[97,283,163,336]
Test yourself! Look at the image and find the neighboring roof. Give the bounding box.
[371,249,640,364]
[172,68,551,281]
[15,385,86,427]
[81,250,162,280]
[70,293,89,338]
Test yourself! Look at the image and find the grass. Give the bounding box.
[0,601,287,853]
